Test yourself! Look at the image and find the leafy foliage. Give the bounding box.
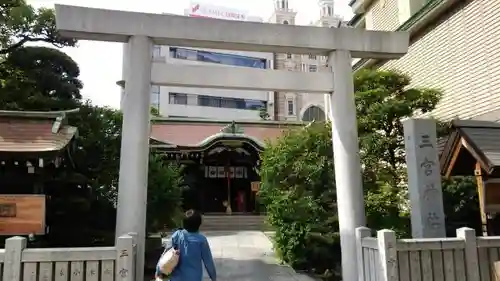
[442,176,481,235]
[62,103,183,244]
[259,69,479,280]
[260,123,338,274]
[147,154,183,234]
[0,46,82,111]
[0,0,75,55]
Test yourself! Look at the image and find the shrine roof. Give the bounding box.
[440,120,500,177]
[150,118,305,148]
[0,109,79,153]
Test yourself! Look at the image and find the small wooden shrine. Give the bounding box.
[440,120,500,235]
[0,109,79,236]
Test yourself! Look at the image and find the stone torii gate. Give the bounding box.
[54,5,409,281]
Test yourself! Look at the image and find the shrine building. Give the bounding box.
[150,118,304,214]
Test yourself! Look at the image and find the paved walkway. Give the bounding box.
[201,231,316,281]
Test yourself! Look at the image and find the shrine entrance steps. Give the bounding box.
[201,214,269,231]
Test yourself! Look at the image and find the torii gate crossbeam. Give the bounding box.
[55,5,409,281]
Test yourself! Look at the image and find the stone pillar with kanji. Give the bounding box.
[403,118,446,238]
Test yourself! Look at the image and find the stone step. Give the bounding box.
[201,215,269,231]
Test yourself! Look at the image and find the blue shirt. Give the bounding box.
[159,229,217,281]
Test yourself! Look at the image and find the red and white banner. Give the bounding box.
[188,2,248,21]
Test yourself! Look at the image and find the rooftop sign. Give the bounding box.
[188,2,248,21]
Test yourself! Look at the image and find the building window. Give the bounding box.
[170,48,197,60]
[309,65,317,72]
[151,86,160,110]
[302,106,326,121]
[198,95,265,110]
[152,45,162,58]
[328,6,333,16]
[286,53,292,59]
[287,99,295,115]
[169,47,267,69]
[169,92,188,105]
[308,54,317,60]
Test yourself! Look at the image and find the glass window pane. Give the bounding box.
[302,106,325,121]
[153,45,162,58]
[245,100,265,110]
[171,48,267,69]
[169,93,187,105]
[198,51,221,64]
[169,47,176,58]
[197,95,265,110]
[287,100,294,115]
[150,93,159,104]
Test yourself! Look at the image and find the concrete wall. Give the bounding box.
[380,0,500,121]
[360,0,500,121]
[367,0,400,31]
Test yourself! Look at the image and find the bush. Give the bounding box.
[147,154,184,234]
[260,122,340,279]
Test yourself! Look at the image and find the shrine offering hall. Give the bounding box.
[150,118,301,214]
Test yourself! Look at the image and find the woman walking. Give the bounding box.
[157,210,217,281]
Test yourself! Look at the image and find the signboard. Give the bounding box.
[0,195,46,235]
[251,182,260,192]
[484,182,500,212]
[189,2,248,21]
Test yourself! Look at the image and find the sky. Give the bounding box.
[28,0,354,109]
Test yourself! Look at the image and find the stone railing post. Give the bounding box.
[356,227,371,281]
[3,236,27,281]
[457,227,480,281]
[116,234,135,281]
[377,229,398,281]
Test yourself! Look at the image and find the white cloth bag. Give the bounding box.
[158,247,179,275]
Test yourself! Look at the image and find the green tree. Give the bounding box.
[69,103,184,235]
[0,0,75,55]
[43,102,184,246]
[0,46,82,110]
[355,69,440,234]
[355,69,441,189]
[147,154,183,234]
[259,69,478,279]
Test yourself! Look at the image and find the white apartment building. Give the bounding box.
[119,0,345,122]
[120,2,273,121]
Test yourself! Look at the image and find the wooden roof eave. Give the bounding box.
[440,131,461,178]
[0,108,80,119]
[440,129,493,178]
[458,127,495,175]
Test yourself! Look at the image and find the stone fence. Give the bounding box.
[356,227,500,281]
[0,234,136,281]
